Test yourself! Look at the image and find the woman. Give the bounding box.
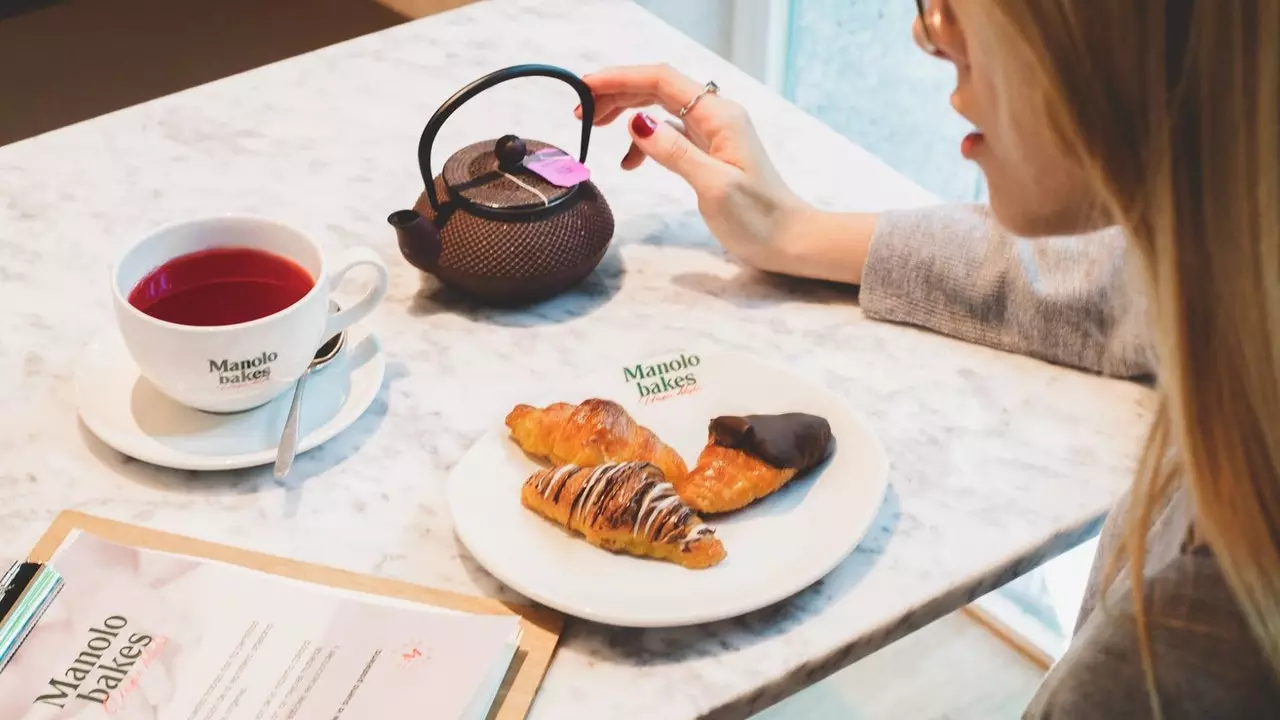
[580,1,1278,717]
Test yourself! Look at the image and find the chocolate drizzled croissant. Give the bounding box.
[521,462,726,570]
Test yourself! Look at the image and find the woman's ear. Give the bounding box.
[913,13,942,56]
[922,0,969,67]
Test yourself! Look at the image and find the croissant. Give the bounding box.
[676,414,834,514]
[522,462,726,569]
[505,399,688,483]
[678,446,798,515]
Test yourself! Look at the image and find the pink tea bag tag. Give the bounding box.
[523,148,591,187]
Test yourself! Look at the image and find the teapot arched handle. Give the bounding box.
[417,64,596,213]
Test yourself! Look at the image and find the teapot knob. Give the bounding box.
[494,134,528,170]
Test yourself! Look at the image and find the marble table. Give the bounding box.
[0,0,1155,717]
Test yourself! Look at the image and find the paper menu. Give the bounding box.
[0,532,521,719]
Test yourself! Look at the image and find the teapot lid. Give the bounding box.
[443,136,578,215]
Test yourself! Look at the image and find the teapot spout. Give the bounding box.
[388,209,441,274]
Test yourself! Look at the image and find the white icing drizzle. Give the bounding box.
[570,464,625,528]
[674,512,716,548]
[634,480,673,539]
[637,487,681,540]
[681,524,716,547]
[541,464,577,499]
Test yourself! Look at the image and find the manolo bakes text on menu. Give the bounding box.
[33,614,161,711]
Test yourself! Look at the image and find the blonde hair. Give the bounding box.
[982,0,1280,712]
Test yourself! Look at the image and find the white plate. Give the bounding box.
[448,348,889,628]
[75,325,384,471]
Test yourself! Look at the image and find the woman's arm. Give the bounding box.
[766,202,1153,378]
[859,204,1154,378]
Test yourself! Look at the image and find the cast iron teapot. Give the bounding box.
[389,64,615,306]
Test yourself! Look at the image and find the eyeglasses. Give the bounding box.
[916,0,932,43]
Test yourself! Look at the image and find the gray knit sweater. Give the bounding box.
[859,205,1280,718]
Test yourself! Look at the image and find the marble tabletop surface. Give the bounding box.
[0,0,1155,717]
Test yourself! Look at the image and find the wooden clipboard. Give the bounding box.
[25,510,564,720]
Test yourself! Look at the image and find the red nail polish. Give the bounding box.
[631,113,657,138]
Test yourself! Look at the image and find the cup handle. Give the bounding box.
[324,247,390,337]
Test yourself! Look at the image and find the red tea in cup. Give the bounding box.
[128,247,315,327]
[113,216,389,413]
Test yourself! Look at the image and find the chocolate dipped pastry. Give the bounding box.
[506,399,688,484]
[521,462,726,569]
[675,413,834,514]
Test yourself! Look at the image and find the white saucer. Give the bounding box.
[448,348,889,628]
[75,325,385,471]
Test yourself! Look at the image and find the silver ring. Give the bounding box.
[679,81,720,118]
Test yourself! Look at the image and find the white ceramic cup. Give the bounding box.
[111,216,390,413]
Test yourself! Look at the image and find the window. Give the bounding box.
[783,0,987,203]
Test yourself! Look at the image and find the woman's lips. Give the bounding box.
[961,131,986,159]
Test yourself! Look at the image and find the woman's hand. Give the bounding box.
[578,64,799,272]
[579,64,877,284]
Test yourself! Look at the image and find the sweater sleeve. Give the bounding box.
[859,204,1155,378]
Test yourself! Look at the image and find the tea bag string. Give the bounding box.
[502,171,550,207]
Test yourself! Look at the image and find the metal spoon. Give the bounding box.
[273,332,345,479]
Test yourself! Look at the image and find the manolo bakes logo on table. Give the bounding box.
[209,351,277,387]
[624,353,702,404]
